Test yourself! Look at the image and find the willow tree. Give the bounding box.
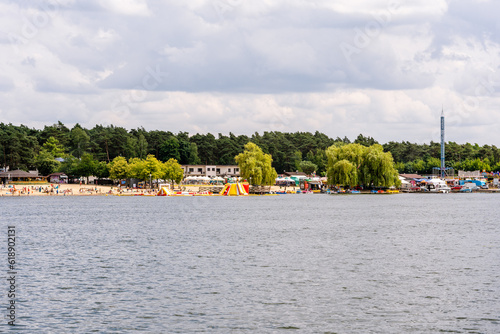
[329,159,358,187]
[326,143,400,188]
[235,142,278,185]
[326,143,365,187]
[359,144,400,187]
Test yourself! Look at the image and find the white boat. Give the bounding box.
[426,178,451,193]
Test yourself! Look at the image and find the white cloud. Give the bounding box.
[98,0,151,16]
[0,0,499,145]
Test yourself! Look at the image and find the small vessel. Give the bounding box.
[426,178,451,193]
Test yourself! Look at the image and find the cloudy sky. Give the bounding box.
[1,0,499,144]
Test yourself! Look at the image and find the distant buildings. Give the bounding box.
[46,173,68,183]
[283,171,307,177]
[458,170,481,178]
[0,169,46,183]
[181,165,240,177]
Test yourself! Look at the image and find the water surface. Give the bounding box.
[1,193,499,333]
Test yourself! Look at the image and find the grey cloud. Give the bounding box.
[2,0,500,145]
[4,1,435,94]
[34,77,97,94]
[427,1,500,58]
[21,57,36,67]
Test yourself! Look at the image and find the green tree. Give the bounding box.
[126,155,164,186]
[0,123,38,170]
[159,137,180,162]
[178,137,192,165]
[144,130,172,159]
[141,154,164,182]
[394,161,405,173]
[95,161,110,179]
[137,133,148,159]
[162,158,184,184]
[425,157,441,174]
[34,149,60,176]
[299,160,317,175]
[412,159,425,172]
[326,143,365,168]
[310,149,328,175]
[326,143,400,188]
[123,136,138,159]
[190,133,217,164]
[127,158,145,180]
[38,121,70,148]
[492,161,500,172]
[109,156,129,181]
[188,142,201,165]
[76,153,98,184]
[328,159,358,187]
[292,151,302,172]
[42,136,65,157]
[70,125,90,158]
[58,154,79,177]
[354,134,379,147]
[458,158,491,172]
[215,134,240,165]
[359,145,400,187]
[107,126,133,160]
[235,142,278,185]
[325,143,363,187]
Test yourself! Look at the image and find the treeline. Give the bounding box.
[1,122,499,177]
[385,141,500,174]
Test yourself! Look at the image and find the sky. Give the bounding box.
[1,0,499,145]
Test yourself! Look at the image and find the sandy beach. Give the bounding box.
[0,183,292,196]
[1,183,149,196]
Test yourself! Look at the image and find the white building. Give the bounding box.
[182,165,240,177]
[458,170,481,178]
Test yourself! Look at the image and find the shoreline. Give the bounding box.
[1,183,498,197]
[1,184,154,197]
[0,183,294,197]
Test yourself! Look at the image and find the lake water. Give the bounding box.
[1,193,499,333]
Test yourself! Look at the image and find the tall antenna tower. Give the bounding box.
[433,107,454,178]
[440,107,445,178]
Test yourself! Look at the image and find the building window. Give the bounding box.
[213,168,215,171]
[235,168,239,172]
[198,168,202,173]
[189,168,194,173]
[216,168,220,174]
[228,168,231,172]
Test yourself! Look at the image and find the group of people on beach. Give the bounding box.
[1,184,72,196]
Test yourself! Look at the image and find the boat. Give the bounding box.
[425,178,451,193]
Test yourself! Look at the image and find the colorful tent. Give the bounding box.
[157,186,174,196]
[220,183,249,196]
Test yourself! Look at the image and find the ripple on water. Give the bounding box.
[1,194,499,333]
